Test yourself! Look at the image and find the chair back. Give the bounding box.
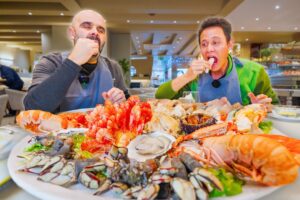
[0,94,8,124]
[5,88,26,111]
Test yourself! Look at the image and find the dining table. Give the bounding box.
[0,116,300,200]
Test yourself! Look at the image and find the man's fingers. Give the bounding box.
[257,97,272,104]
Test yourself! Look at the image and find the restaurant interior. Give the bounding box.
[0,0,300,199]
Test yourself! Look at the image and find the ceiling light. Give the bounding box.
[28,12,32,15]
[267,27,271,30]
[150,20,154,23]
[197,21,200,24]
[23,42,27,44]
[36,30,40,33]
[255,17,259,21]
[173,20,177,24]
[245,38,249,41]
[275,5,280,10]
[12,30,16,33]
[135,36,139,40]
[126,20,130,23]
[294,27,298,31]
[60,12,64,16]
[241,26,245,30]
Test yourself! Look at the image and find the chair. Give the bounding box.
[4,88,26,113]
[0,94,8,124]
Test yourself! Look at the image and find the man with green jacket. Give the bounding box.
[155,17,278,106]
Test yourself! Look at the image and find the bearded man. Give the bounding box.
[24,10,129,112]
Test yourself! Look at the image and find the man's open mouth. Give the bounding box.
[207,56,218,64]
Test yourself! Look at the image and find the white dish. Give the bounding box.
[269,106,300,122]
[8,133,285,200]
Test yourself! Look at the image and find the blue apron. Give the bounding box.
[60,52,113,111]
[197,60,242,104]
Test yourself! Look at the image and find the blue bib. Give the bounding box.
[197,60,242,104]
[60,52,113,111]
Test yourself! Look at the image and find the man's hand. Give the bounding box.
[102,87,126,104]
[185,58,212,80]
[248,92,272,111]
[68,38,99,65]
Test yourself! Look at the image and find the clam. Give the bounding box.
[127,131,175,162]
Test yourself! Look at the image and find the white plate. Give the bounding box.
[269,106,300,122]
[8,133,285,200]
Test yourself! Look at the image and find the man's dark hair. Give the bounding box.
[198,17,232,43]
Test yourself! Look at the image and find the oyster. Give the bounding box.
[127,131,175,162]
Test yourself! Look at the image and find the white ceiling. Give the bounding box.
[227,0,300,32]
[0,0,299,55]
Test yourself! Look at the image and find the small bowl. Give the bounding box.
[180,113,216,134]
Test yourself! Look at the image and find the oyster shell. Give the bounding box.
[127,131,175,162]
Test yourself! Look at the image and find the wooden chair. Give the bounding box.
[0,94,8,125]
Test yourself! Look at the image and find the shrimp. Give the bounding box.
[16,110,70,135]
[172,134,298,186]
[256,134,300,165]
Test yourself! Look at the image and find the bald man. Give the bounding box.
[24,10,129,113]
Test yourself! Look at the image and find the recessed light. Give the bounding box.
[245,38,249,41]
[135,36,139,40]
[12,30,16,33]
[150,20,154,23]
[197,21,200,24]
[267,27,271,30]
[60,12,64,16]
[36,30,40,33]
[294,27,298,31]
[173,20,177,24]
[255,17,259,21]
[28,12,32,15]
[126,20,130,23]
[275,5,280,10]
[23,42,27,44]
[241,26,245,30]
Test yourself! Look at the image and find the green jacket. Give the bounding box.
[155,55,279,105]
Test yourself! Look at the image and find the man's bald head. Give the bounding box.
[71,9,106,28]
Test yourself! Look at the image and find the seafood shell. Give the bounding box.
[127,131,175,162]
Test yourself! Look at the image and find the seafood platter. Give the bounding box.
[7,96,300,200]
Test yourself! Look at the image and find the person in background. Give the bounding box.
[155,17,279,106]
[0,64,24,90]
[24,10,129,113]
